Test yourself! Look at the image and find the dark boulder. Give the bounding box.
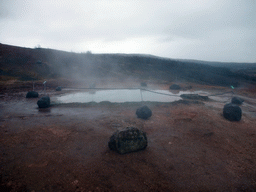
[136,106,152,119]
[26,91,39,98]
[108,127,147,154]
[231,96,244,105]
[37,96,50,108]
[56,86,62,91]
[169,84,181,90]
[180,94,209,101]
[186,85,192,90]
[140,82,147,87]
[223,103,242,121]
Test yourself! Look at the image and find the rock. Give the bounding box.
[136,106,152,119]
[55,86,62,91]
[140,82,147,87]
[223,103,242,121]
[231,96,244,105]
[180,94,209,101]
[108,127,147,154]
[169,84,181,90]
[26,91,39,98]
[171,100,204,105]
[37,96,50,108]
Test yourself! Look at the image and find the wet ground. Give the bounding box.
[0,80,256,191]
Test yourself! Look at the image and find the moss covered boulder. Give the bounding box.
[108,127,147,154]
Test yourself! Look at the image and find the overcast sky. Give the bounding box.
[1,0,256,62]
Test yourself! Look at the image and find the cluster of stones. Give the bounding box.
[26,89,150,154]
[27,83,245,155]
[27,86,61,108]
[109,105,152,154]
[26,92,50,108]
[167,84,243,122]
[108,90,245,154]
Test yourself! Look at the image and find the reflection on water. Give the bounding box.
[56,89,208,103]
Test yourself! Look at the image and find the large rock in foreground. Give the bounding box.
[223,103,242,121]
[37,96,50,108]
[136,106,152,119]
[108,127,147,154]
[231,96,244,105]
[26,91,39,98]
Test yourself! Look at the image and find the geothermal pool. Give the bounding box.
[55,89,209,103]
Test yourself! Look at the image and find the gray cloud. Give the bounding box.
[1,0,256,62]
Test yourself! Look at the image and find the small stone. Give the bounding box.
[136,106,152,119]
[37,96,50,108]
[56,86,62,91]
[169,84,181,90]
[26,91,39,98]
[223,103,242,121]
[231,96,244,105]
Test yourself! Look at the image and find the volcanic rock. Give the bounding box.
[136,106,152,119]
[180,94,209,101]
[26,91,39,98]
[169,84,181,90]
[37,96,50,108]
[223,103,242,121]
[108,127,147,154]
[231,96,244,105]
[56,86,62,91]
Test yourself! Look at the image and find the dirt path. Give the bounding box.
[0,83,256,191]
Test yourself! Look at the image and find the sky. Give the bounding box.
[1,0,256,63]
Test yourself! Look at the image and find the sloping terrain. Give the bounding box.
[1,43,255,86]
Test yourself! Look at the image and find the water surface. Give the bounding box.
[55,89,208,103]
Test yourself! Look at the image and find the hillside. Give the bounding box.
[1,43,255,86]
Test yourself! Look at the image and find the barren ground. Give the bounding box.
[0,79,256,192]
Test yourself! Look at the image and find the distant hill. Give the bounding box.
[0,43,255,86]
[177,58,256,70]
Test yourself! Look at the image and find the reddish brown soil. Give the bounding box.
[0,80,256,192]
